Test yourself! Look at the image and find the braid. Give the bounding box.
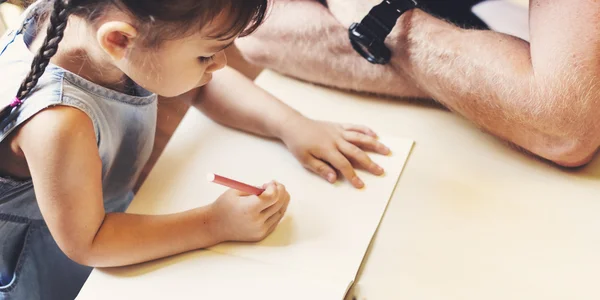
[16,0,71,100]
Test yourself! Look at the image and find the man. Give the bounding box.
[236,0,600,167]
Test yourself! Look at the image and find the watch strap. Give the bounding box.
[360,0,418,40]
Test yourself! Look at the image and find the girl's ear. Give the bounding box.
[96,21,138,61]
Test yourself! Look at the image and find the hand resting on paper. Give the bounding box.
[279,117,390,189]
[209,181,290,242]
[193,67,389,189]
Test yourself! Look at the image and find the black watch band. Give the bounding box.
[349,0,418,64]
[360,0,418,41]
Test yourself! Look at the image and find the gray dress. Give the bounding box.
[0,8,157,300]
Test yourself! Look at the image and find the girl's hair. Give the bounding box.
[16,0,268,100]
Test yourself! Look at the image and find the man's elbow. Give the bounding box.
[536,134,597,168]
[235,37,274,67]
[519,89,599,167]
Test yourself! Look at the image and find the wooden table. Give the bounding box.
[251,71,600,300]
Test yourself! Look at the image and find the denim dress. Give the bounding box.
[0,8,158,300]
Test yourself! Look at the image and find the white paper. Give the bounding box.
[77,250,348,300]
[79,109,413,299]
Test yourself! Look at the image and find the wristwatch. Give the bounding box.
[348,0,418,64]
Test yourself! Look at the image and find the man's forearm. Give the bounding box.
[391,8,600,166]
[236,1,427,98]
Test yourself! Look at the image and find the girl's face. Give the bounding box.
[124,32,231,97]
[97,11,234,97]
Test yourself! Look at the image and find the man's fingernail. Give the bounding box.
[327,173,336,183]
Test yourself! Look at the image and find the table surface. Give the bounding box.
[251,71,600,300]
[510,0,528,6]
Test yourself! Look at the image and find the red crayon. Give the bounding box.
[206,173,265,195]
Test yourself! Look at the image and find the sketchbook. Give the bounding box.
[77,108,413,299]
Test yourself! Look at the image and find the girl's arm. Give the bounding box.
[15,106,222,267]
[193,66,301,139]
[193,66,390,188]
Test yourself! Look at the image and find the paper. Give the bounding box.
[78,250,349,300]
[78,108,413,299]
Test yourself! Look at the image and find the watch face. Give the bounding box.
[349,23,391,65]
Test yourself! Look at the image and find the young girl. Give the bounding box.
[0,0,390,299]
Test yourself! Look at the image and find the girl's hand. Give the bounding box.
[209,181,290,242]
[279,116,390,188]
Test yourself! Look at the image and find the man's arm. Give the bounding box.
[235,0,427,98]
[240,0,600,166]
[390,0,600,166]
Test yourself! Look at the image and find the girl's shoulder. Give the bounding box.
[14,104,97,161]
[0,61,101,144]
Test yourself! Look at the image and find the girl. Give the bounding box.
[0,0,389,299]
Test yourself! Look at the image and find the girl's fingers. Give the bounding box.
[342,131,390,155]
[265,211,284,228]
[303,155,337,183]
[341,123,378,138]
[338,141,384,176]
[319,150,363,188]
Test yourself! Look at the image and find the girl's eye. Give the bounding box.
[198,55,214,63]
